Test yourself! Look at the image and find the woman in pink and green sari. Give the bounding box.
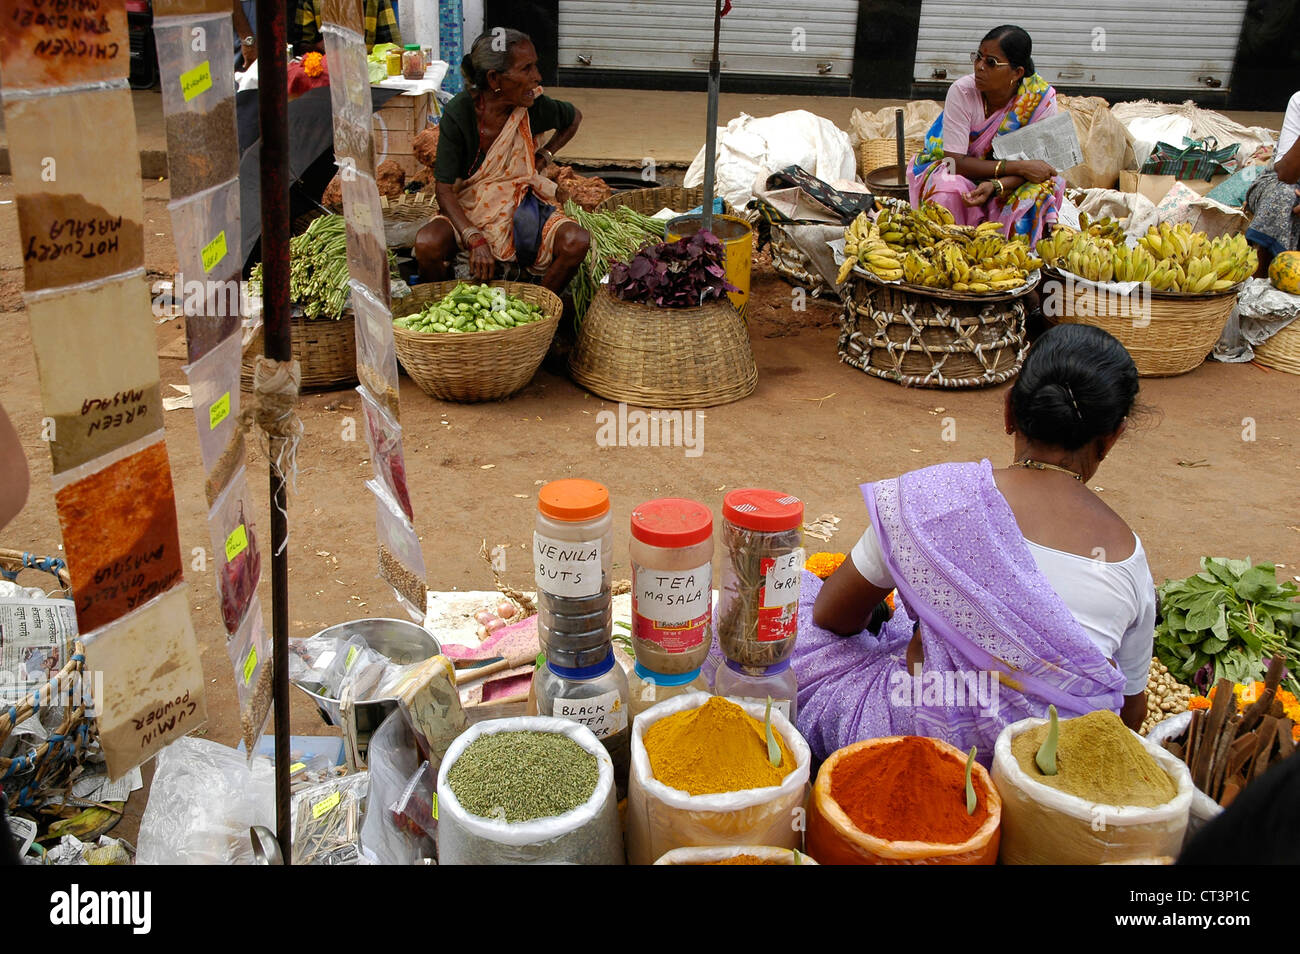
[907,25,1064,244]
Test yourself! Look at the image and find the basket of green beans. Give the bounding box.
[391,281,562,402]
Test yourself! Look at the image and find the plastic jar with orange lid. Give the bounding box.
[629,497,714,675]
[534,479,614,663]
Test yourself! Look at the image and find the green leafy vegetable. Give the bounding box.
[1154,557,1300,696]
[562,200,665,328]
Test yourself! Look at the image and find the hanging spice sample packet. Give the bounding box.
[339,170,392,303]
[152,12,239,201]
[351,280,401,420]
[227,593,273,756]
[0,0,128,91]
[26,273,164,474]
[321,20,377,180]
[4,84,146,293]
[183,330,245,503]
[207,466,262,635]
[82,583,207,781]
[370,479,428,619]
[358,387,413,521]
[167,179,243,361]
[52,434,186,633]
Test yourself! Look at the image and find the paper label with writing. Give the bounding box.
[180,61,213,102]
[208,392,231,430]
[757,549,803,643]
[242,646,257,686]
[533,532,602,599]
[290,761,306,773]
[552,688,627,740]
[225,524,249,562]
[632,561,711,652]
[201,230,228,272]
[313,790,342,819]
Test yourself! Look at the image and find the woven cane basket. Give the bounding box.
[242,313,358,391]
[838,279,1029,389]
[380,192,439,247]
[391,281,562,402]
[597,186,740,219]
[856,137,922,182]
[770,222,831,293]
[1041,269,1237,376]
[0,549,95,808]
[569,285,757,408]
[1251,319,1300,375]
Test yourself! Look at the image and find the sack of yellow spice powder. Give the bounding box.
[626,694,812,865]
[992,713,1193,865]
[654,845,819,864]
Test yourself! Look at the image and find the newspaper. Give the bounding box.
[992,112,1084,173]
[0,597,78,703]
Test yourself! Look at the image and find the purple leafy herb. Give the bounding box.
[608,229,739,308]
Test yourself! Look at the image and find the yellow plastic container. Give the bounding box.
[666,213,752,318]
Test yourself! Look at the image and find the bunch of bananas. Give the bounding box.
[1038,222,1257,293]
[1077,211,1127,244]
[839,202,1039,293]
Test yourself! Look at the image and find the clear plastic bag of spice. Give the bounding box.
[339,171,391,301]
[153,13,239,201]
[351,280,401,419]
[227,593,273,759]
[321,21,374,131]
[183,331,244,504]
[167,179,242,292]
[290,772,372,866]
[358,387,412,521]
[369,480,427,620]
[207,466,262,635]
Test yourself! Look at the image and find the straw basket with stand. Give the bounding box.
[839,274,1033,389]
[569,284,757,409]
[857,137,922,184]
[380,192,439,248]
[0,550,94,810]
[1040,268,1239,376]
[392,280,562,402]
[1252,319,1300,374]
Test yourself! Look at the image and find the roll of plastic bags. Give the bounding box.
[992,716,1193,865]
[436,716,625,865]
[626,692,811,866]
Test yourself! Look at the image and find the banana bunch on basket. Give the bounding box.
[1037,221,1257,293]
[838,201,1039,293]
[1077,211,1127,244]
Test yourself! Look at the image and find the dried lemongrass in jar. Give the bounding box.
[716,489,804,669]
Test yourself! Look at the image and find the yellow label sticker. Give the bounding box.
[431,793,438,820]
[208,391,231,430]
[312,790,341,819]
[290,761,306,773]
[180,61,213,102]
[201,230,228,272]
[225,524,249,562]
[345,645,359,671]
[242,646,257,685]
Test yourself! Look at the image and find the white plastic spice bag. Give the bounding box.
[370,479,427,619]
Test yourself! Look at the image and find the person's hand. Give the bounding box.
[1013,159,1056,184]
[962,180,996,206]
[468,241,495,281]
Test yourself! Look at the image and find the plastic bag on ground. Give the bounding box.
[436,716,625,865]
[991,716,1192,865]
[360,709,435,864]
[290,772,372,865]
[626,692,811,866]
[137,736,274,865]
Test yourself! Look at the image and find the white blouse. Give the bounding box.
[850,524,1156,695]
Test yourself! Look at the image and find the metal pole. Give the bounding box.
[702,0,723,232]
[255,0,293,861]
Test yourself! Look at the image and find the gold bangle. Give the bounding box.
[995,160,1004,177]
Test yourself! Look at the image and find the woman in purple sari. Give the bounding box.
[907,25,1064,244]
[794,325,1154,765]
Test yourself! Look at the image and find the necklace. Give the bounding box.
[1010,458,1082,481]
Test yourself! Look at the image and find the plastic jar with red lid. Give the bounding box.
[716,488,804,668]
[629,498,714,675]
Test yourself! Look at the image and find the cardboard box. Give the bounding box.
[1119,170,1229,205]
[373,92,430,133]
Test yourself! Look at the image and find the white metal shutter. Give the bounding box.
[559,0,859,79]
[914,0,1247,92]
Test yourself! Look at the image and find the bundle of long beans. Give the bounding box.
[563,199,665,326]
[248,214,400,320]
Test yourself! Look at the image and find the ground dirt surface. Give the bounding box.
[1,172,1297,846]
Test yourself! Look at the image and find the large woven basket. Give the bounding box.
[769,222,831,293]
[392,280,562,402]
[1040,269,1237,376]
[1252,319,1300,374]
[597,185,739,219]
[380,192,439,248]
[857,137,922,182]
[0,549,95,809]
[839,279,1029,389]
[568,285,757,408]
[242,313,358,391]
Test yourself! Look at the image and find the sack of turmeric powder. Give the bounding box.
[992,714,1193,865]
[626,694,812,866]
[653,845,818,865]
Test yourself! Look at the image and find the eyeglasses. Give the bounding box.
[970,52,1009,69]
